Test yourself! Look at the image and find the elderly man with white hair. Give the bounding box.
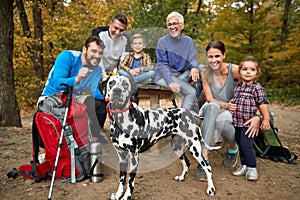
[153,11,201,112]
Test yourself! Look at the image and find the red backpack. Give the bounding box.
[19,92,91,182]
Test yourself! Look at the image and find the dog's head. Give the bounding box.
[106,75,139,110]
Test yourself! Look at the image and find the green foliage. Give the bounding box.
[13,0,300,111]
[15,75,45,110]
[130,0,208,64]
[14,0,120,109]
[266,87,300,106]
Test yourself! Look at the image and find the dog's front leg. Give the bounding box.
[194,154,216,196]
[188,142,216,196]
[201,161,216,196]
[111,150,129,200]
[121,151,139,200]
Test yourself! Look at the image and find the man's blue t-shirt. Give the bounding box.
[42,50,104,100]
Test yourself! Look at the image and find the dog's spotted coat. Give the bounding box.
[106,76,218,200]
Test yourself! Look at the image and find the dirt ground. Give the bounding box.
[0,102,299,200]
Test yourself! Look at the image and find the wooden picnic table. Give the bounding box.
[137,84,177,108]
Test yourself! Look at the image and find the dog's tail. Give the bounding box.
[203,141,222,151]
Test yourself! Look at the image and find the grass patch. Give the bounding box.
[266,87,300,106]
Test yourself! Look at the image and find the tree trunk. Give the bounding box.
[196,0,202,15]
[280,0,291,51]
[16,0,31,38]
[248,0,254,54]
[192,0,202,33]
[16,0,35,64]
[32,1,44,99]
[16,0,44,100]
[32,1,44,80]
[50,0,57,17]
[0,0,22,127]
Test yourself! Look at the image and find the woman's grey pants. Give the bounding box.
[199,102,236,147]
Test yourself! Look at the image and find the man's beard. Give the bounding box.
[85,54,100,67]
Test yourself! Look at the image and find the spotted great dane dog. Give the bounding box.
[106,76,219,200]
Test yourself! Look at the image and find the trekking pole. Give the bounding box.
[48,84,73,200]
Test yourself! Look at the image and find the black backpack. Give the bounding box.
[254,113,298,164]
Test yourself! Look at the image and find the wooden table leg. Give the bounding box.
[149,94,160,109]
[149,94,162,154]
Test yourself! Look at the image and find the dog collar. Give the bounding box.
[107,102,133,120]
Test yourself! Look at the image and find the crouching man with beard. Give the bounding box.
[40,36,107,145]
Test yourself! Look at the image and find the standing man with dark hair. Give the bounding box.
[92,13,131,74]
[41,36,107,143]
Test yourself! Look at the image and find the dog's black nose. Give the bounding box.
[112,88,122,95]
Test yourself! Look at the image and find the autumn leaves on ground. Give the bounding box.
[0,103,299,200]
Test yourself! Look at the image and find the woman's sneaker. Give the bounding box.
[232,165,247,176]
[223,147,239,168]
[246,167,258,181]
[196,160,209,182]
[196,164,207,182]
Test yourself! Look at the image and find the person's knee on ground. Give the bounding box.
[84,96,108,143]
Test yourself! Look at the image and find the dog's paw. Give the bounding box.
[206,187,216,196]
[174,175,185,181]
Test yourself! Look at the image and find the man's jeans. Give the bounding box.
[154,70,198,111]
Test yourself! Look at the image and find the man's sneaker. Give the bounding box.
[196,164,207,182]
[223,148,239,168]
[232,165,247,176]
[246,167,258,181]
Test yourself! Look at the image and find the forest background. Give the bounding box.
[0,0,299,127]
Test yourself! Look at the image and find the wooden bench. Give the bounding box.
[136,84,178,153]
[137,84,177,108]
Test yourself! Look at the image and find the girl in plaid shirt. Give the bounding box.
[231,56,270,181]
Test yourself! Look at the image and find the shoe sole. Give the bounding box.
[223,159,238,168]
[247,177,258,181]
[196,172,208,182]
[232,172,246,176]
[199,178,208,182]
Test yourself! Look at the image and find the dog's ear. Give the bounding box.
[125,74,139,101]
[99,75,110,101]
[130,87,140,102]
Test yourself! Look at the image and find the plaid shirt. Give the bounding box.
[232,82,268,127]
[118,51,154,73]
